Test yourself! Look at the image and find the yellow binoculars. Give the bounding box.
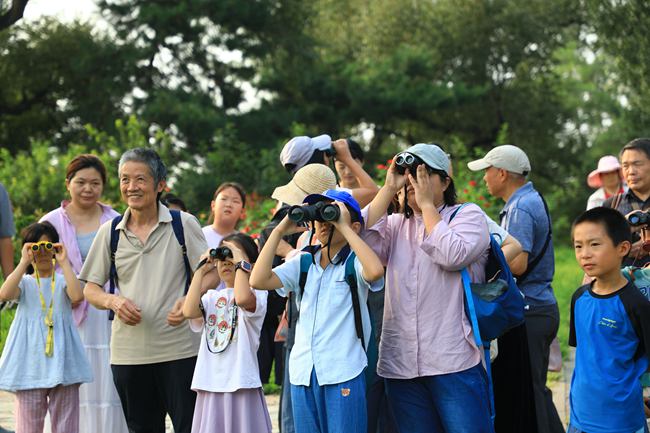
[31,241,54,252]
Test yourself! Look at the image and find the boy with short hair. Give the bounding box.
[250,190,384,433]
[570,207,650,433]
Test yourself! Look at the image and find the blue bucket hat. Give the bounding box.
[303,189,363,224]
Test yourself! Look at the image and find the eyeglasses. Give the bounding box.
[31,241,53,252]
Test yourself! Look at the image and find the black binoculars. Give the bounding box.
[627,210,650,227]
[288,201,340,224]
[395,152,426,175]
[210,246,233,261]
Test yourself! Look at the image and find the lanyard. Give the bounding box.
[34,259,56,357]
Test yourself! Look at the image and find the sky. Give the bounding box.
[23,0,97,22]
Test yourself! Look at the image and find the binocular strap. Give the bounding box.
[34,259,56,357]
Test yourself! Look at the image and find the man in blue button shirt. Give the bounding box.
[469,145,564,433]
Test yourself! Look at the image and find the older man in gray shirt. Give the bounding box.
[80,148,207,433]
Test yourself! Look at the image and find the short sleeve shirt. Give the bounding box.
[499,182,556,307]
[273,249,383,386]
[0,183,15,238]
[189,287,267,393]
[79,204,208,365]
[569,282,650,432]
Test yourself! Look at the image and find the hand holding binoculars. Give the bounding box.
[626,211,650,252]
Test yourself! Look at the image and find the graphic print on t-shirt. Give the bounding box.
[205,296,236,352]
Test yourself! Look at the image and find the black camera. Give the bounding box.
[627,210,650,227]
[395,152,425,175]
[210,246,233,261]
[288,201,340,224]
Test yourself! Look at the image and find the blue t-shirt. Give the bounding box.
[499,182,556,307]
[569,281,650,433]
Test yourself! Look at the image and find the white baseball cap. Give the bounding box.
[467,145,531,175]
[280,134,332,174]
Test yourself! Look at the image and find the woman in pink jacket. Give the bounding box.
[41,154,127,433]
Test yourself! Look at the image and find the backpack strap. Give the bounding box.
[461,268,495,424]
[298,252,312,303]
[108,215,123,321]
[169,210,192,295]
[517,193,551,283]
[289,251,314,329]
[344,251,366,350]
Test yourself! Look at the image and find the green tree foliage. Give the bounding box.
[587,0,650,136]
[0,19,138,153]
[97,0,302,149]
[0,117,164,230]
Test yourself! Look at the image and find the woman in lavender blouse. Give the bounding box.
[41,154,127,433]
[362,144,494,433]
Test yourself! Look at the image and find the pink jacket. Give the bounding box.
[41,201,119,326]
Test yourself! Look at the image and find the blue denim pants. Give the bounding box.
[291,369,367,433]
[385,363,494,433]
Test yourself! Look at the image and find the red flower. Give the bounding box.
[469,180,477,187]
[251,233,260,239]
[377,164,388,170]
[484,203,491,208]
[387,159,393,164]
[463,188,469,194]
[478,196,485,201]
[242,226,251,233]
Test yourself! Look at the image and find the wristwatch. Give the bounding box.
[234,260,252,273]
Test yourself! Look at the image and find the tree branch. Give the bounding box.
[0,0,30,31]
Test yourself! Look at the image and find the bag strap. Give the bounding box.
[449,203,470,222]
[344,252,365,350]
[169,209,192,295]
[517,193,551,283]
[611,192,624,211]
[461,269,495,424]
[108,215,123,321]
[289,252,313,329]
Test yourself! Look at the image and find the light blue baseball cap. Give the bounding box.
[403,143,450,174]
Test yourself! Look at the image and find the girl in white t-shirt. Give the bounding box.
[182,233,271,433]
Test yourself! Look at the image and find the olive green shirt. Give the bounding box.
[79,204,207,365]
